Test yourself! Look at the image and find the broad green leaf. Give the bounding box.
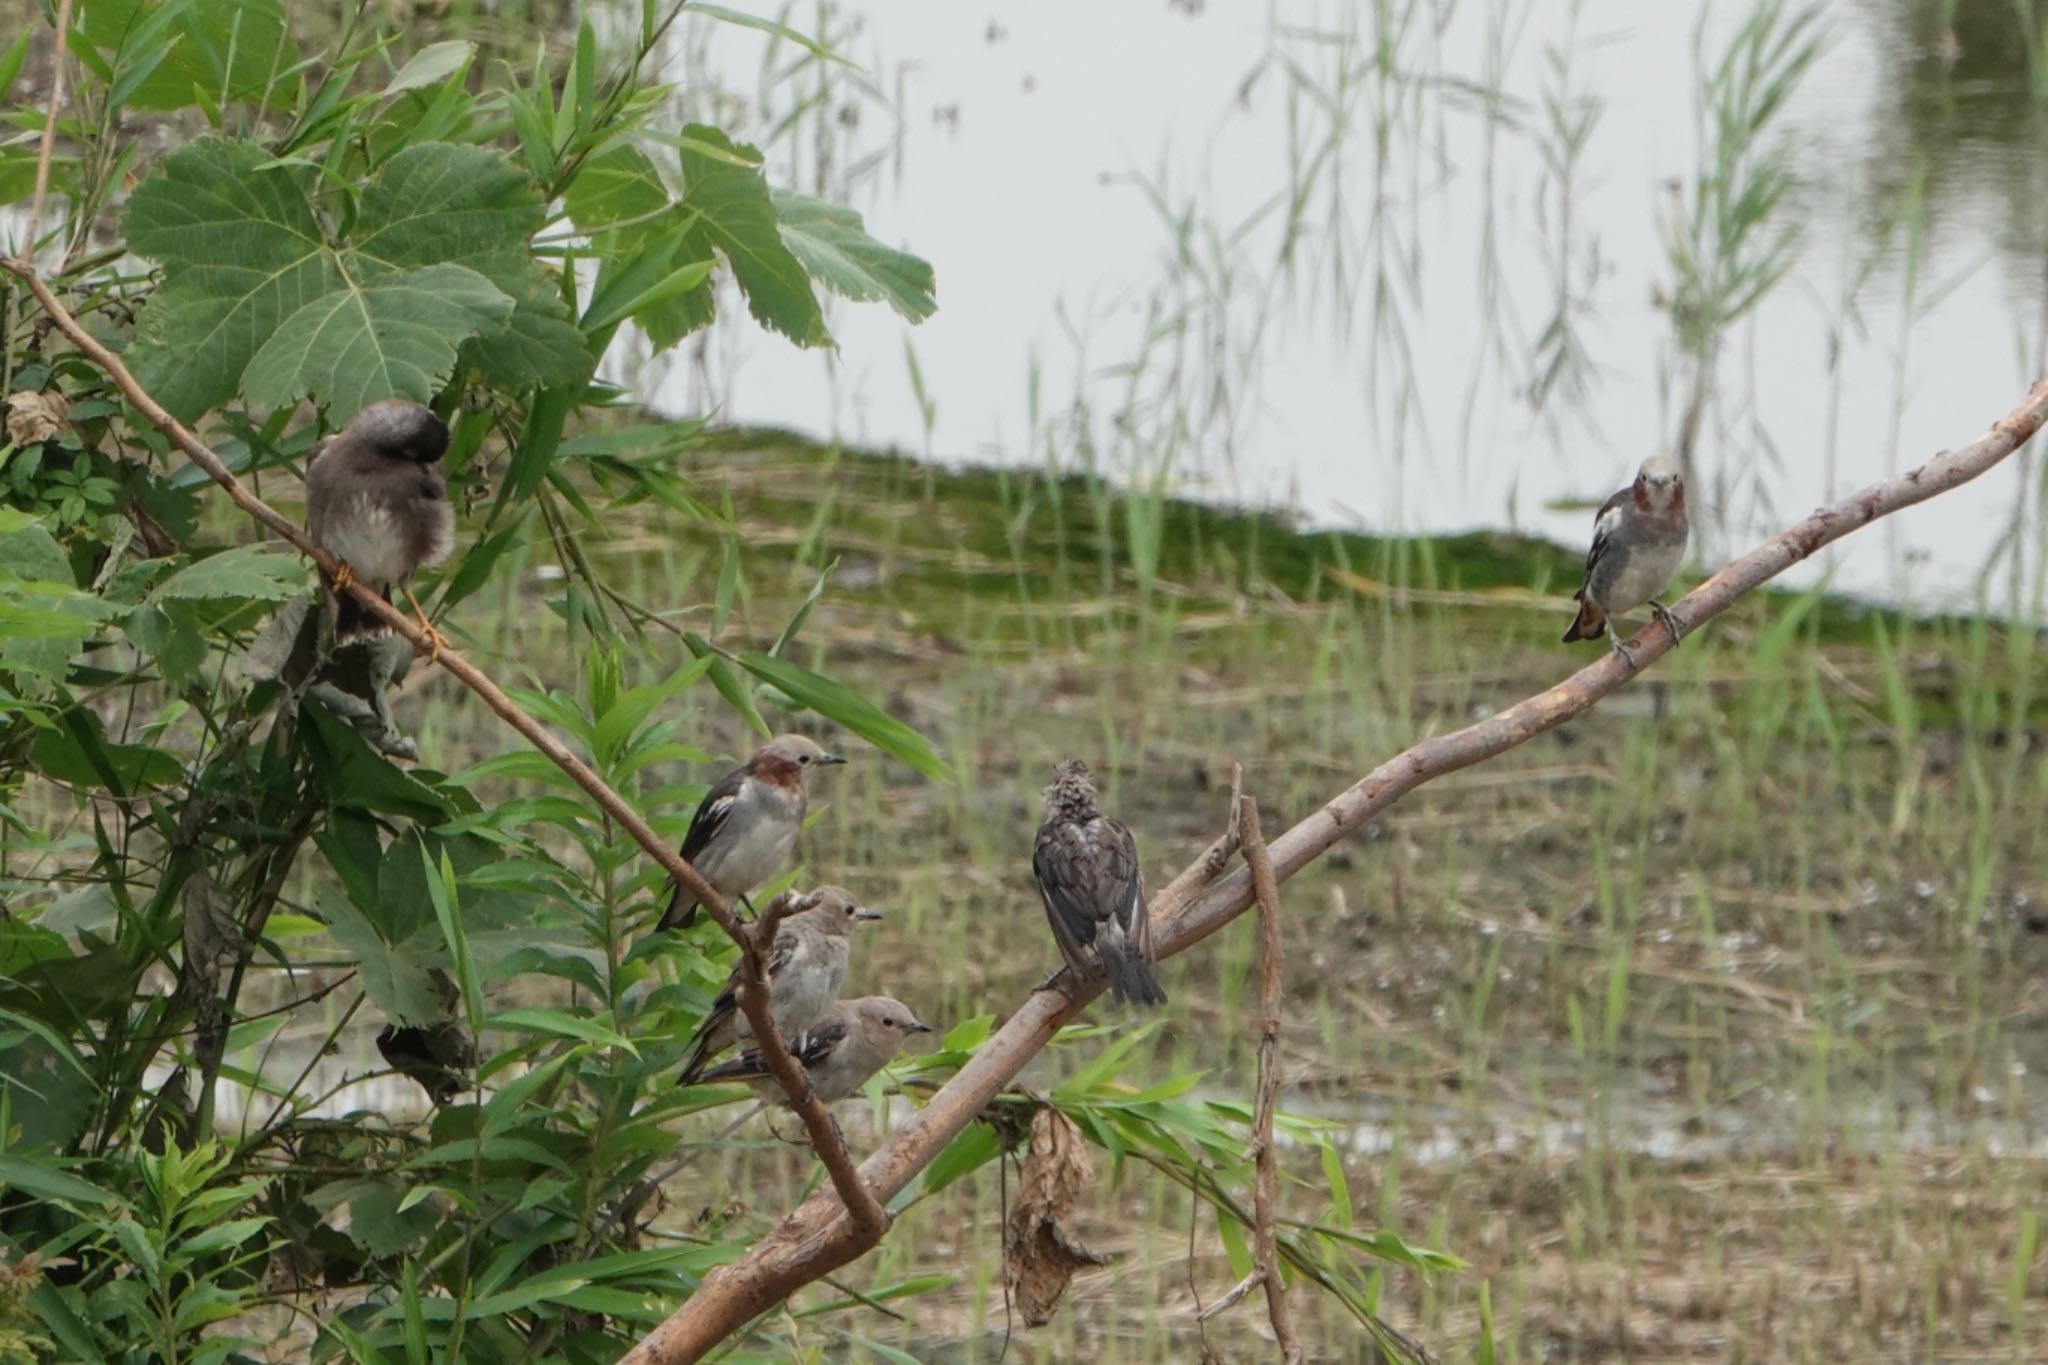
[772,190,936,323]
[319,891,445,1027]
[736,651,950,780]
[124,139,335,419]
[459,282,593,389]
[77,0,302,112]
[677,124,825,346]
[309,1177,440,1257]
[147,542,310,602]
[300,699,455,821]
[563,144,668,229]
[126,138,557,418]
[354,142,542,291]
[242,262,511,418]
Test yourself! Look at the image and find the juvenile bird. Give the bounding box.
[1562,453,1690,666]
[304,400,454,646]
[1032,760,1166,1008]
[675,886,882,1085]
[656,734,847,932]
[689,995,933,1102]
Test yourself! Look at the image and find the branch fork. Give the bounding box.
[0,258,887,1244]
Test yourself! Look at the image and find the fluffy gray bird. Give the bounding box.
[304,400,454,645]
[675,886,882,1085]
[1032,760,1166,1008]
[689,995,932,1102]
[1562,453,1690,665]
[656,735,847,932]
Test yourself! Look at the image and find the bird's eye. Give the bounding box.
[799,754,811,765]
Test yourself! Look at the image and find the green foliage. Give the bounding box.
[0,0,1434,1359]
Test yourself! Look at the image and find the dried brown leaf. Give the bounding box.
[4,389,68,444]
[1004,1106,1110,1327]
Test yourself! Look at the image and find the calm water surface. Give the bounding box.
[639,0,2048,609]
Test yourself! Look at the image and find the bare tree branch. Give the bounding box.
[616,380,2048,1364]
[1193,798,1303,1362]
[24,0,74,253]
[0,258,889,1241]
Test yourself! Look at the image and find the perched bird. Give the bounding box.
[675,885,882,1085]
[376,968,475,1106]
[689,995,933,1102]
[304,400,455,646]
[656,734,847,932]
[1562,453,1690,665]
[1032,760,1166,1007]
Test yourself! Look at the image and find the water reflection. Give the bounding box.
[1860,0,2048,286]
[639,0,2048,610]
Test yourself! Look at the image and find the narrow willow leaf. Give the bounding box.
[736,651,950,780]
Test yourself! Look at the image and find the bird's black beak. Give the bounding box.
[907,1017,934,1034]
[819,752,848,765]
[854,905,884,922]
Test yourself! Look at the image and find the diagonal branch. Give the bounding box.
[0,258,887,1240]
[616,379,2048,1364]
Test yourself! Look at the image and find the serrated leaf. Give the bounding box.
[772,190,935,323]
[735,650,950,779]
[354,143,543,289]
[242,262,512,418]
[124,139,335,420]
[460,283,593,389]
[677,124,825,346]
[147,542,310,602]
[319,891,445,1027]
[126,138,554,419]
[564,144,669,229]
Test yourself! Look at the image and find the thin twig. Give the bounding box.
[1238,799,1304,1361]
[25,0,74,253]
[0,258,888,1245]
[617,382,2048,1365]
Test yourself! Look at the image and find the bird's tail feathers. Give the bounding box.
[676,1029,719,1086]
[656,886,699,932]
[1561,597,1605,644]
[331,583,393,642]
[1096,924,1167,1008]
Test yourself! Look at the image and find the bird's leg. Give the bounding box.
[1034,965,1070,995]
[1603,620,1639,670]
[1650,599,1683,647]
[399,584,447,662]
[329,560,356,593]
[737,893,758,923]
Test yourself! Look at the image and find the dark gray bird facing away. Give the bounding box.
[689,995,932,1102]
[1032,759,1166,1007]
[1562,453,1690,665]
[375,968,474,1106]
[675,885,882,1085]
[304,399,454,643]
[656,734,846,932]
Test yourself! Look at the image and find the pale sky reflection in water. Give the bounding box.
[635,1,2048,612]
